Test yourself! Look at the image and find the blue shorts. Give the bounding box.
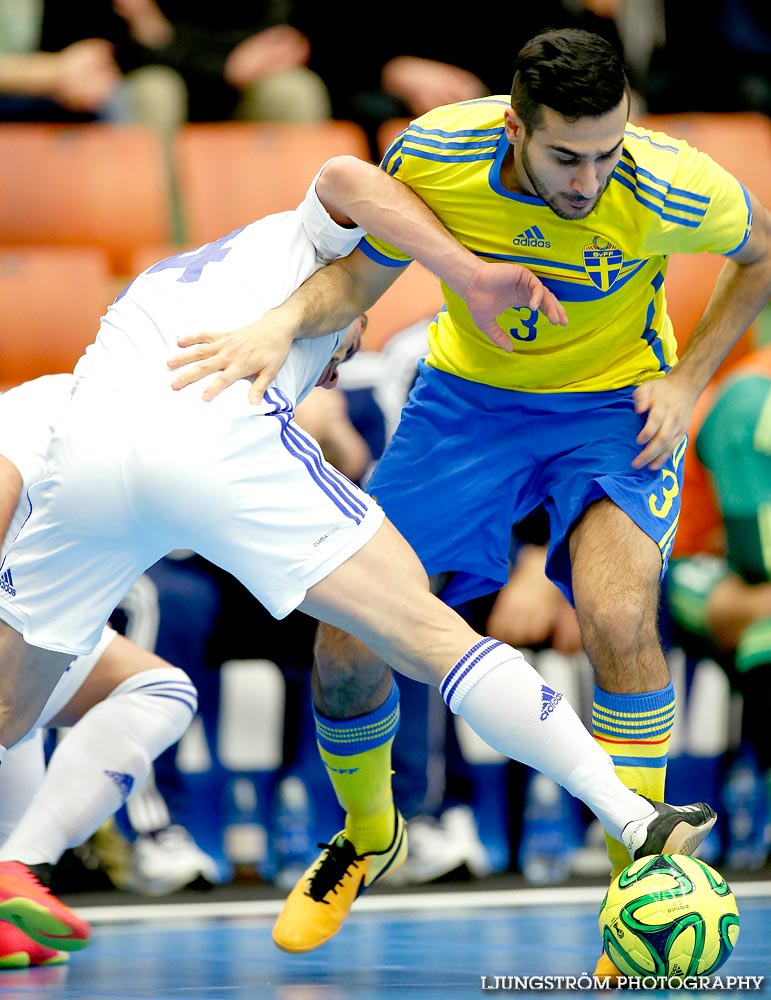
[366,361,686,607]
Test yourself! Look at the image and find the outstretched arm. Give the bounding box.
[168,156,566,401]
[633,191,771,470]
[314,156,565,336]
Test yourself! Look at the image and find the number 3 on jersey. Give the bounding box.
[509,307,539,342]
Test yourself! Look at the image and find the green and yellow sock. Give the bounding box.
[313,679,400,853]
[592,681,675,878]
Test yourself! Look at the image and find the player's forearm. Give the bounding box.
[0,53,59,96]
[677,203,771,392]
[279,253,385,342]
[316,155,483,297]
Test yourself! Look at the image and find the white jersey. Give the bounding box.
[0,375,73,558]
[0,172,384,656]
[75,171,364,408]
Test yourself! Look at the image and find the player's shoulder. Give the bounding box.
[622,121,734,189]
[381,97,507,173]
[622,122,691,178]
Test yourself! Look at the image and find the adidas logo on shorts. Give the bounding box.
[0,568,15,597]
[539,683,562,721]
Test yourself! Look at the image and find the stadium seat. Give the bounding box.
[664,253,755,373]
[0,247,112,390]
[174,121,373,246]
[363,261,443,351]
[0,124,173,276]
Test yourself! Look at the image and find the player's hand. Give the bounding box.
[632,370,700,470]
[485,545,579,651]
[167,313,294,403]
[464,261,567,351]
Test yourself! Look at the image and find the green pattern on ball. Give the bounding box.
[598,854,740,979]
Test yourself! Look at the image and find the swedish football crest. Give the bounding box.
[583,235,623,291]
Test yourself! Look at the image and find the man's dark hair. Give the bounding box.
[511,28,629,131]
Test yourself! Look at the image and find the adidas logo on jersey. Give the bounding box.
[0,568,15,597]
[540,684,563,721]
[512,226,551,248]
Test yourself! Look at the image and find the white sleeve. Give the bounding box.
[299,163,365,263]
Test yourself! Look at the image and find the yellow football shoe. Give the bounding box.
[273,809,407,953]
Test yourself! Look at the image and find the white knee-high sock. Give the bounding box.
[0,731,46,842]
[0,666,197,864]
[441,638,652,840]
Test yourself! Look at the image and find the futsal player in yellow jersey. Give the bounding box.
[168,29,771,972]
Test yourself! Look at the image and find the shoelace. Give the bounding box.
[304,837,361,903]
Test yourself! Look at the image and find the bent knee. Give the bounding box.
[314,622,381,673]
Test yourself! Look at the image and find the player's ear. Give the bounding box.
[504,107,524,145]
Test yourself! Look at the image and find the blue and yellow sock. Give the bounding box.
[592,681,675,878]
[313,679,400,852]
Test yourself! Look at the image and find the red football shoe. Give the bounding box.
[0,921,68,968]
[0,862,91,951]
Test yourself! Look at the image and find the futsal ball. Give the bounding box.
[598,854,740,980]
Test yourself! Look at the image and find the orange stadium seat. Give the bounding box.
[363,262,443,351]
[174,121,372,246]
[0,247,112,390]
[664,253,756,372]
[0,124,173,276]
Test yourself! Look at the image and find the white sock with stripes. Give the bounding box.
[441,638,651,840]
[0,666,197,865]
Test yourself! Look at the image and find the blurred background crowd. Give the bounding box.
[1,0,770,899]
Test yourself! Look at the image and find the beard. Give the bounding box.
[520,142,607,221]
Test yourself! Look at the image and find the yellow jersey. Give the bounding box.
[365,97,752,393]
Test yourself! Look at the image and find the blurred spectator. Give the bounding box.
[486,528,583,659]
[0,0,128,122]
[646,0,771,115]
[110,0,331,129]
[2,1,330,133]
[665,346,771,868]
[294,0,626,160]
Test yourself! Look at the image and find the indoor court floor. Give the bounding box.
[3,881,768,1000]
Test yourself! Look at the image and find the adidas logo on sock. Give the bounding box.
[512,226,551,248]
[0,568,15,597]
[539,684,563,721]
[105,769,135,800]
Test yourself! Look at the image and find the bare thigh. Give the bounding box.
[48,633,174,727]
[300,518,480,715]
[0,621,72,749]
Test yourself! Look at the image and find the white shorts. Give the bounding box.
[0,376,383,656]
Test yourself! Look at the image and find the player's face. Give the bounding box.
[508,99,627,220]
[316,314,367,389]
